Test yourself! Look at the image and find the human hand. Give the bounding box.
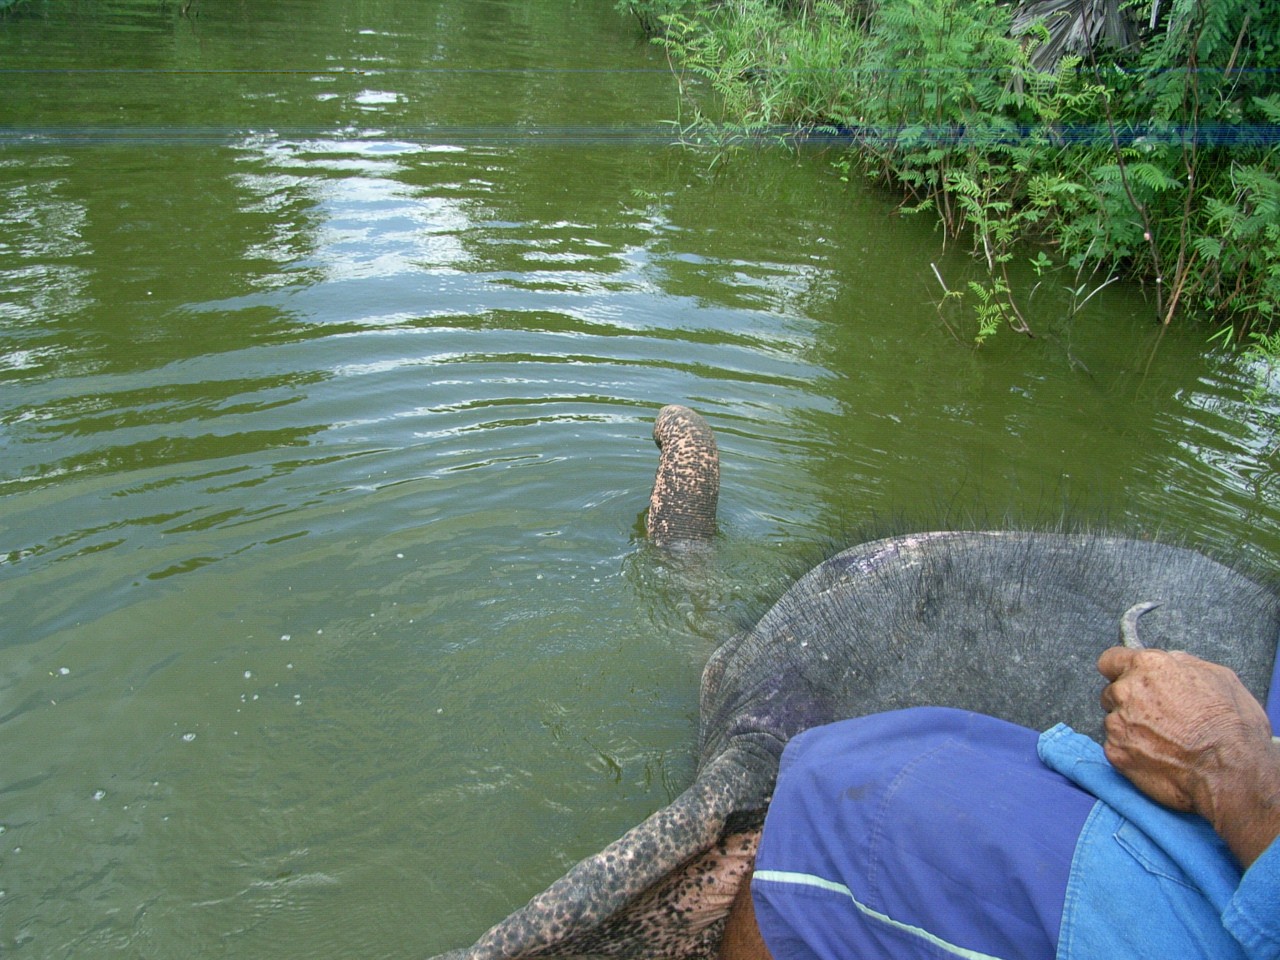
[1097,646,1280,867]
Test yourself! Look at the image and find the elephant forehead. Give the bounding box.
[699,532,1280,753]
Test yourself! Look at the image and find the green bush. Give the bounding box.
[631,0,1280,343]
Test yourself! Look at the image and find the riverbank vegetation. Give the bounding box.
[620,0,1279,349]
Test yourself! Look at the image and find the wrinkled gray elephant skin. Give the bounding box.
[431,419,1280,960]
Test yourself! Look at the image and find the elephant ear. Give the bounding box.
[431,750,762,960]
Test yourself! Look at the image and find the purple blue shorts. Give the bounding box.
[752,657,1280,960]
[751,707,1094,960]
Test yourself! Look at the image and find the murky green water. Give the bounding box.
[2,1,1279,956]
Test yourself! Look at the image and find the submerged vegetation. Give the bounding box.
[620,0,1280,347]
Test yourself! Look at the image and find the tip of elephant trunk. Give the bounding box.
[647,405,720,547]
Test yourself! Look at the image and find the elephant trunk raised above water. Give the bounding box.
[429,406,1280,960]
[646,404,719,547]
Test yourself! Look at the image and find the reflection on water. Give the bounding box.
[2,0,1279,957]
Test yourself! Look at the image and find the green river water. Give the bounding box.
[2,1,1279,956]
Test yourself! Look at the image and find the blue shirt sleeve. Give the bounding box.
[1225,835,1280,960]
[1040,724,1280,960]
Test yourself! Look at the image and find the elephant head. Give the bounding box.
[429,408,1280,960]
